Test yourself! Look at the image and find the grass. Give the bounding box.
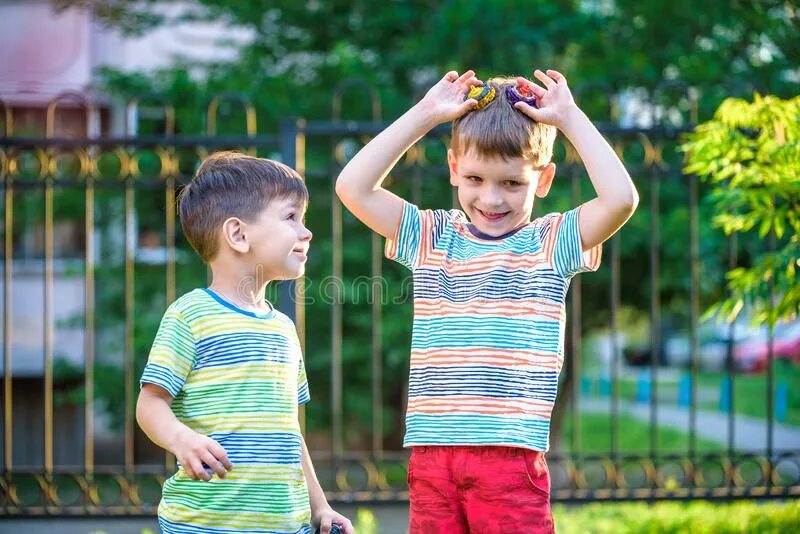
[559,412,722,454]
[697,362,800,426]
[553,500,800,533]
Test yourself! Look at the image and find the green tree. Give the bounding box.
[45,0,799,452]
[682,94,800,327]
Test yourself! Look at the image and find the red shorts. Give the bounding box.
[408,445,554,533]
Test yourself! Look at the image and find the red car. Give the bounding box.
[734,320,800,373]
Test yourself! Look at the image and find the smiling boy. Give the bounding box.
[335,70,638,532]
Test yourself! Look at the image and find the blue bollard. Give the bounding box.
[599,375,611,398]
[636,372,651,404]
[776,383,789,423]
[719,379,732,413]
[581,376,593,396]
[678,372,692,408]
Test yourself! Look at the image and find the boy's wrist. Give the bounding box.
[411,99,446,131]
[310,497,331,516]
[558,104,589,137]
[165,423,192,453]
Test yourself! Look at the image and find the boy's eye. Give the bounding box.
[287,212,297,220]
[466,175,482,183]
[505,180,522,187]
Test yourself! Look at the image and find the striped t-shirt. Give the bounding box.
[386,202,601,452]
[140,288,312,534]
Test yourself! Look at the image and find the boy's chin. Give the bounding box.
[283,266,306,280]
[470,218,526,237]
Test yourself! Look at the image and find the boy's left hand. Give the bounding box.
[313,506,354,534]
[513,69,579,131]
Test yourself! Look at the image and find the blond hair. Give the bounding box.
[451,77,557,166]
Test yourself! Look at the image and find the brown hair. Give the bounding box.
[178,151,308,262]
[451,77,557,166]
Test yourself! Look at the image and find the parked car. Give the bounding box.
[734,319,800,373]
[662,319,762,371]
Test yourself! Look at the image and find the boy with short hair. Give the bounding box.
[137,152,352,534]
[335,70,638,532]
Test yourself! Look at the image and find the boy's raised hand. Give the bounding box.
[513,69,578,130]
[171,425,233,481]
[420,70,483,124]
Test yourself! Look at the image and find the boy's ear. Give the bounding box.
[535,163,556,198]
[447,148,459,187]
[221,217,249,254]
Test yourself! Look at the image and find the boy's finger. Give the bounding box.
[460,99,479,114]
[516,77,546,98]
[546,69,565,83]
[209,442,233,470]
[319,519,332,534]
[182,463,196,480]
[533,69,555,89]
[514,101,540,120]
[443,71,459,82]
[190,459,210,481]
[341,519,355,534]
[455,69,476,85]
[202,452,227,478]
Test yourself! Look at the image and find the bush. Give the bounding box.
[554,500,800,533]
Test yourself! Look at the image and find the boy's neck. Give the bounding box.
[207,263,272,314]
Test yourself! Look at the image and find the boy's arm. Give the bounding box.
[136,383,232,481]
[300,436,354,534]
[515,70,639,250]
[335,70,481,238]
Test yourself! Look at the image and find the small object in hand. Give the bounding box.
[506,84,538,108]
[201,462,218,477]
[466,83,497,109]
[314,524,343,534]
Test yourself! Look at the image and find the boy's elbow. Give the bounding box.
[625,188,640,214]
[334,176,347,199]
[135,392,146,429]
[616,183,639,216]
[335,176,364,208]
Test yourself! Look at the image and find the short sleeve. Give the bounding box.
[140,307,196,397]
[543,206,602,278]
[297,355,310,405]
[385,201,451,271]
[384,201,423,270]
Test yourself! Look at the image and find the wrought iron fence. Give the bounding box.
[1,85,798,516]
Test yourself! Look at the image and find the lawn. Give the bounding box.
[559,412,722,454]
[697,363,800,426]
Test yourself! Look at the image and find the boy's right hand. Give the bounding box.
[418,70,482,125]
[171,426,233,481]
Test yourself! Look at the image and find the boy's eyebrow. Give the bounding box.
[284,198,307,210]
[460,168,530,182]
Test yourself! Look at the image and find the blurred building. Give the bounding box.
[0,0,251,466]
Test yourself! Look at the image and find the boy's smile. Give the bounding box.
[448,149,555,237]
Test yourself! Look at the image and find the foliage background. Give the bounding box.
[42,0,800,455]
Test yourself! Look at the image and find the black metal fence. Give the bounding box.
[1,88,798,516]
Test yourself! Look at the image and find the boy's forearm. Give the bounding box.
[300,436,330,514]
[560,106,638,210]
[136,391,190,454]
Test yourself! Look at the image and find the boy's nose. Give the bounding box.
[480,187,504,206]
[300,226,313,241]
